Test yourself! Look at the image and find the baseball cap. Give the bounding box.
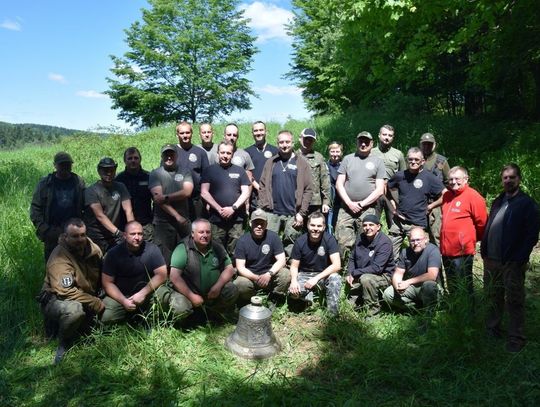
[54,152,73,165]
[97,157,117,168]
[420,133,436,143]
[161,144,177,154]
[250,209,268,222]
[362,214,381,225]
[356,131,373,140]
[300,128,317,139]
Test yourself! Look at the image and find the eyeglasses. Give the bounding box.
[409,237,424,243]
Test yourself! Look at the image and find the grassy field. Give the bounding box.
[1,113,540,406]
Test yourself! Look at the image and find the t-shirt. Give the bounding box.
[84,181,131,235]
[175,144,209,196]
[103,241,165,297]
[371,146,406,179]
[171,241,232,295]
[396,243,442,280]
[338,153,386,201]
[245,143,279,182]
[388,170,444,227]
[49,175,80,226]
[234,230,284,275]
[148,166,193,222]
[291,232,339,274]
[231,149,255,172]
[198,143,218,165]
[201,163,251,225]
[271,155,298,216]
[115,169,153,226]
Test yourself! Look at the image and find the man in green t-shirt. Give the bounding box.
[164,219,238,319]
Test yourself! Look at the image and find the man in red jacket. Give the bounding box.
[440,166,487,295]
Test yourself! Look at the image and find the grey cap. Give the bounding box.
[161,144,177,154]
[420,133,436,143]
[356,131,373,140]
[250,209,268,222]
[54,151,73,164]
[300,128,317,139]
[97,157,117,168]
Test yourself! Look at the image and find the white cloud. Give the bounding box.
[1,18,22,31]
[48,73,67,84]
[240,2,293,43]
[76,90,108,99]
[258,84,302,96]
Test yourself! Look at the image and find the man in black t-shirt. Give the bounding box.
[234,209,289,305]
[383,227,443,310]
[101,221,168,324]
[115,147,153,241]
[200,141,251,255]
[288,212,342,315]
[387,147,444,260]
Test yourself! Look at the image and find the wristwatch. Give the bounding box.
[268,270,277,277]
[232,204,238,211]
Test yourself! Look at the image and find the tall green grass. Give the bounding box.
[1,114,539,406]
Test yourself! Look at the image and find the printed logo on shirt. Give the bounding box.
[287,164,297,170]
[455,201,461,207]
[189,153,197,162]
[232,157,243,166]
[229,173,240,179]
[261,244,270,255]
[369,250,374,257]
[138,181,148,186]
[264,151,273,158]
[174,174,184,182]
[61,275,73,288]
[365,162,375,171]
[317,246,326,256]
[212,258,218,266]
[111,191,121,201]
[413,179,423,189]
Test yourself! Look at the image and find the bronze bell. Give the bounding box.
[225,296,281,359]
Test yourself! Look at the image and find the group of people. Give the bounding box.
[30,121,539,363]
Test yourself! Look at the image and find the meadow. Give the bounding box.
[1,111,539,406]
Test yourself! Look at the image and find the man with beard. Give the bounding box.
[258,130,313,256]
[288,211,342,316]
[101,221,167,325]
[38,218,104,364]
[482,163,539,352]
[234,209,289,305]
[84,157,134,253]
[149,144,194,264]
[200,141,251,255]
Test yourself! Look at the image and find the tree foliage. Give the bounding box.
[106,0,257,127]
[288,0,540,119]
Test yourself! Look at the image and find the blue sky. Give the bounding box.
[0,0,309,131]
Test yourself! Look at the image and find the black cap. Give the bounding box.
[161,144,177,154]
[97,157,117,168]
[362,214,381,225]
[300,128,317,139]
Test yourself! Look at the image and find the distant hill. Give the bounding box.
[0,121,90,150]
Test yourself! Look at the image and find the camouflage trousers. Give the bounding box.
[347,273,391,315]
[383,281,443,310]
[41,295,95,343]
[234,268,291,304]
[428,206,442,246]
[156,282,239,320]
[264,211,303,257]
[211,221,244,258]
[290,272,342,315]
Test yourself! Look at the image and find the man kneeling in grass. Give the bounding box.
[101,221,167,325]
[288,211,342,316]
[164,218,238,320]
[383,227,443,312]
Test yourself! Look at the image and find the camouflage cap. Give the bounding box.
[250,209,268,222]
[420,133,436,143]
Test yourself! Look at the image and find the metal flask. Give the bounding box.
[225,296,281,359]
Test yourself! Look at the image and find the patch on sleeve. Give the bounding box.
[61,275,74,288]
